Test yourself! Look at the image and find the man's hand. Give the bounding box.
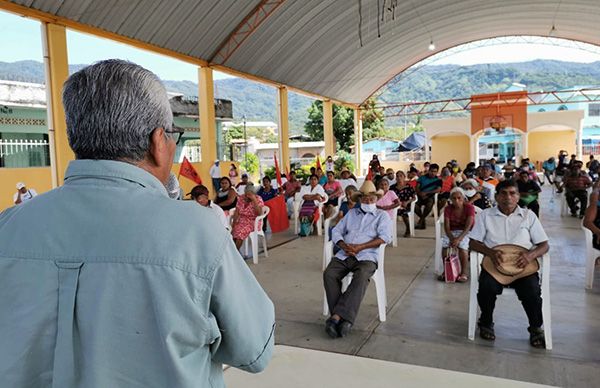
[14,192,22,205]
[338,242,357,256]
[490,249,504,267]
[516,251,532,269]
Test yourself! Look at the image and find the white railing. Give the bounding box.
[0,139,50,168]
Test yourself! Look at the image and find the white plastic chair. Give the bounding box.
[315,193,329,236]
[322,207,340,271]
[581,222,599,289]
[322,241,387,322]
[390,207,399,247]
[407,198,417,237]
[243,206,270,264]
[467,251,552,350]
[293,192,303,234]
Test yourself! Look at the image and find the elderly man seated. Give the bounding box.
[323,181,392,338]
[469,180,549,348]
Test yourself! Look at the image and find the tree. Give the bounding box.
[304,100,355,152]
[361,97,385,141]
[240,152,259,176]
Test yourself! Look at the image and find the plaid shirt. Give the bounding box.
[564,172,592,191]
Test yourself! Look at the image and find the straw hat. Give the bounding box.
[350,180,384,202]
[481,244,540,285]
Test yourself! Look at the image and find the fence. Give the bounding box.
[0,139,50,168]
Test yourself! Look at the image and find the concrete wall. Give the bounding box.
[0,167,53,211]
[431,134,470,168]
[528,130,576,166]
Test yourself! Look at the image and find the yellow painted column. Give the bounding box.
[577,119,584,160]
[277,86,290,173]
[198,66,217,195]
[353,109,363,175]
[42,23,72,187]
[323,99,335,157]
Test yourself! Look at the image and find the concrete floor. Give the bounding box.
[249,187,600,388]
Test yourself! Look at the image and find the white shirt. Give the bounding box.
[300,184,326,206]
[209,201,230,230]
[325,161,334,172]
[13,189,37,204]
[338,178,357,191]
[210,164,221,178]
[469,206,548,250]
[236,184,247,195]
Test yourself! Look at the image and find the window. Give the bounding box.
[0,133,50,168]
[589,104,600,117]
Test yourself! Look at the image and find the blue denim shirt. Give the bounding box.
[0,160,275,388]
[331,207,392,263]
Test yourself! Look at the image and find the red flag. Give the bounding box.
[265,196,289,233]
[179,156,202,184]
[366,168,373,181]
[316,156,322,170]
[273,152,283,186]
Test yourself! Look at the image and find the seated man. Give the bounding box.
[323,181,392,338]
[190,184,229,230]
[415,163,442,229]
[469,180,549,348]
[516,170,542,217]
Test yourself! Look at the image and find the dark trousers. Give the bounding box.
[323,256,377,324]
[566,189,587,216]
[212,178,220,193]
[415,195,435,223]
[477,269,543,329]
[543,171,554,184]
[519,200,539,217]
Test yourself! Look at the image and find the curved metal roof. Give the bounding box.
[4,0,600,105]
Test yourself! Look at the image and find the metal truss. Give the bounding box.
[209,0,285,65]
[376,88,600,118]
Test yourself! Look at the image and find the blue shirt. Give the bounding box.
[257,187,278,202]
[0,160,275,388]
[417,175,442,195]
[331,207,392,263]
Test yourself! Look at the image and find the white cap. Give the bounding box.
[16,182,25,189]
[214,159,219,163]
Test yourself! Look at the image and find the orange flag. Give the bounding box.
[273,152,283,187]
[179,156,202,184]
[366,168,373,181]
[315,156,322,170]
[265,196,289,233]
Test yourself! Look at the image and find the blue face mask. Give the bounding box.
[361,203,377,213]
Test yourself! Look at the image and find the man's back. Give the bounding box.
[0,160,274,388]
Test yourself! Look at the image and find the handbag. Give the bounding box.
[299,217,313,236]
[444,248,461,283]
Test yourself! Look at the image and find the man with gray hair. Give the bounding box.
[0,60,274,388]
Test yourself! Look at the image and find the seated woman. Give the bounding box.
[583,180,600,252]
[298,174,326,235]
[323,171,344,219]
[391,171,416,237]
[460,179,492,210]
[231,184,265,251]
[439,187,475,283]
[376,178,400,220]
[214,177,238,212]
[257,176,278,202]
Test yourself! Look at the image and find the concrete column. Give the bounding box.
[198,66,217,194]
[277,86,290,172]
[353,109,363,175]
[41,23,72,187]
[323,99,335,157]
[577,120,584,160]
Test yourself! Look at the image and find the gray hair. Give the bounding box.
[62,59,173,161]
[449,186,467,200]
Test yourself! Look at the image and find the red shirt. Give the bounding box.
[444,202,475,231]
[441,176,455,193]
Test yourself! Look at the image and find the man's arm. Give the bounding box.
[210,237,275,373]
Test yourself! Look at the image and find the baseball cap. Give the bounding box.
[16,182,25,189]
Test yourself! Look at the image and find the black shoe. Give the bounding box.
[338,320,353,337]
[325,318,339,339]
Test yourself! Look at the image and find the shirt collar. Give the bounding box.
[64,159,169,197]
[491,205,525,218]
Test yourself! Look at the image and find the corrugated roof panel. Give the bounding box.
[5,0,600,104]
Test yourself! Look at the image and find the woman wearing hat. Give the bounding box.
[231,183,264,250]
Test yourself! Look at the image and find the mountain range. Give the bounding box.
[2,59,600,133]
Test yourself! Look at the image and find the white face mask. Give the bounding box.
[464,189,476,197]
[361,203,377,213]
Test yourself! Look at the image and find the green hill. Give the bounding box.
[2,59,600,131]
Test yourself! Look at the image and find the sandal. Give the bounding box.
[456,274,469,283]
[478,322,495,341]
[528,327,546,349]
